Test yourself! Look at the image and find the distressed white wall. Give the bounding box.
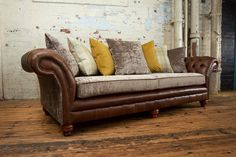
[0,1,3,100]
[0,0,172,99]
[199,0,212,56]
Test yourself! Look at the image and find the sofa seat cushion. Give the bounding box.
[75,73,205,98]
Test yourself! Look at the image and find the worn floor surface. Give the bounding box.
[0,92,236,157]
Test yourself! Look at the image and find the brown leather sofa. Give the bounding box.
[21,48,218,136]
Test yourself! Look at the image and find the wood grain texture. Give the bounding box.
[0,92,236,156]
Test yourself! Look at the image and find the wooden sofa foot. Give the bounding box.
[150,109,159,118]
[43,108,49,116]
[62,125,74,136]
[200,100,207,107]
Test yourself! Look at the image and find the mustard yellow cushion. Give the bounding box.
[142,40,161,72]
[89,38,115,75]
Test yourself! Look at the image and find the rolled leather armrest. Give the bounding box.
[21,48,76,125]
[185,56,218,98]
[185,56,218,78]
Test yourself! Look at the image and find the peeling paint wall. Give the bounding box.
[199,0,212,56]
[0,0,172,99]
[0,1,3,100]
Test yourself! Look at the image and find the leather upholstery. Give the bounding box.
[185,56,218,78]
[21,48,76,125]
[21,48,218,133]
[71,93,207,123]
[185,56,218,98]
[72,86,207,111]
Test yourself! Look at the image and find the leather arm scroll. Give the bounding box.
[185,56,218,78]
[21,48,76,124]
[185,56,218,98]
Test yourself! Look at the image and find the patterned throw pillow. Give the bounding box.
[45,33,79,76]
[155,45,173,73]
[142,40,162,73]
[67,38,98,76]
[167,47,187,73]
[106,39,150,75]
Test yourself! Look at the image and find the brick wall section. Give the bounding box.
[221,0,236,90]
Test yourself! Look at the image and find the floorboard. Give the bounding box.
[0,92,236,156]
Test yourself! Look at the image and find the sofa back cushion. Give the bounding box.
[45,33,79,76]
[142,40,162,73]
[106,39,150,75]
[89,38,115,75]
[67,38,98,76]
[155,45,173,73]
[167,47,187,73]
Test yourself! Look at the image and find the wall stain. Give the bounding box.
[60,29,70,34]
[93,30,99,34]
[75,14,80,19]
[7,29,20,33]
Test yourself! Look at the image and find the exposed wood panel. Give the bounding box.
[0,92,236,156]
[32,0,129,6]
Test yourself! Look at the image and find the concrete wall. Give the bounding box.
[0,0,172,99]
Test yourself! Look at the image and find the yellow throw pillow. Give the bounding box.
[89,38,115,75]
[142,40,162,72]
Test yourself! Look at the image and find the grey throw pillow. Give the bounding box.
[45,33,79,76]
[167,47,187,73]
[106,39,150,75]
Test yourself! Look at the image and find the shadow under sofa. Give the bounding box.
[21,48,218,136]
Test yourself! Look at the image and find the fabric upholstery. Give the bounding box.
[106,39,150,75]
[67,38,98,76]
[167,47,187,73]
[142,40,161,72]
[22,48,218,135]
[89,38,115,75]
[155,45,173,73]
[75,73,205,98]
[45,33,79,76]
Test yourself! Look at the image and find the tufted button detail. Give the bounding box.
[200,64,206,68]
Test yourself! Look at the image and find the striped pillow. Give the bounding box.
[155,45,173,73]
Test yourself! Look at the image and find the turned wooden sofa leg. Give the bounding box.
[62,125,74,136]
[43,108,49,116]
[200,100,207,107]
[150,109,159,118]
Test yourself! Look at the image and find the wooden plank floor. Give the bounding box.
[0,92,236,157]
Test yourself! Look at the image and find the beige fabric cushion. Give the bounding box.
[75,73,205,98]
[106,39,150,75]
[167,47,187,73]
[67,38,98,76]
[45,33,79,76]
[155,45,173,73]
